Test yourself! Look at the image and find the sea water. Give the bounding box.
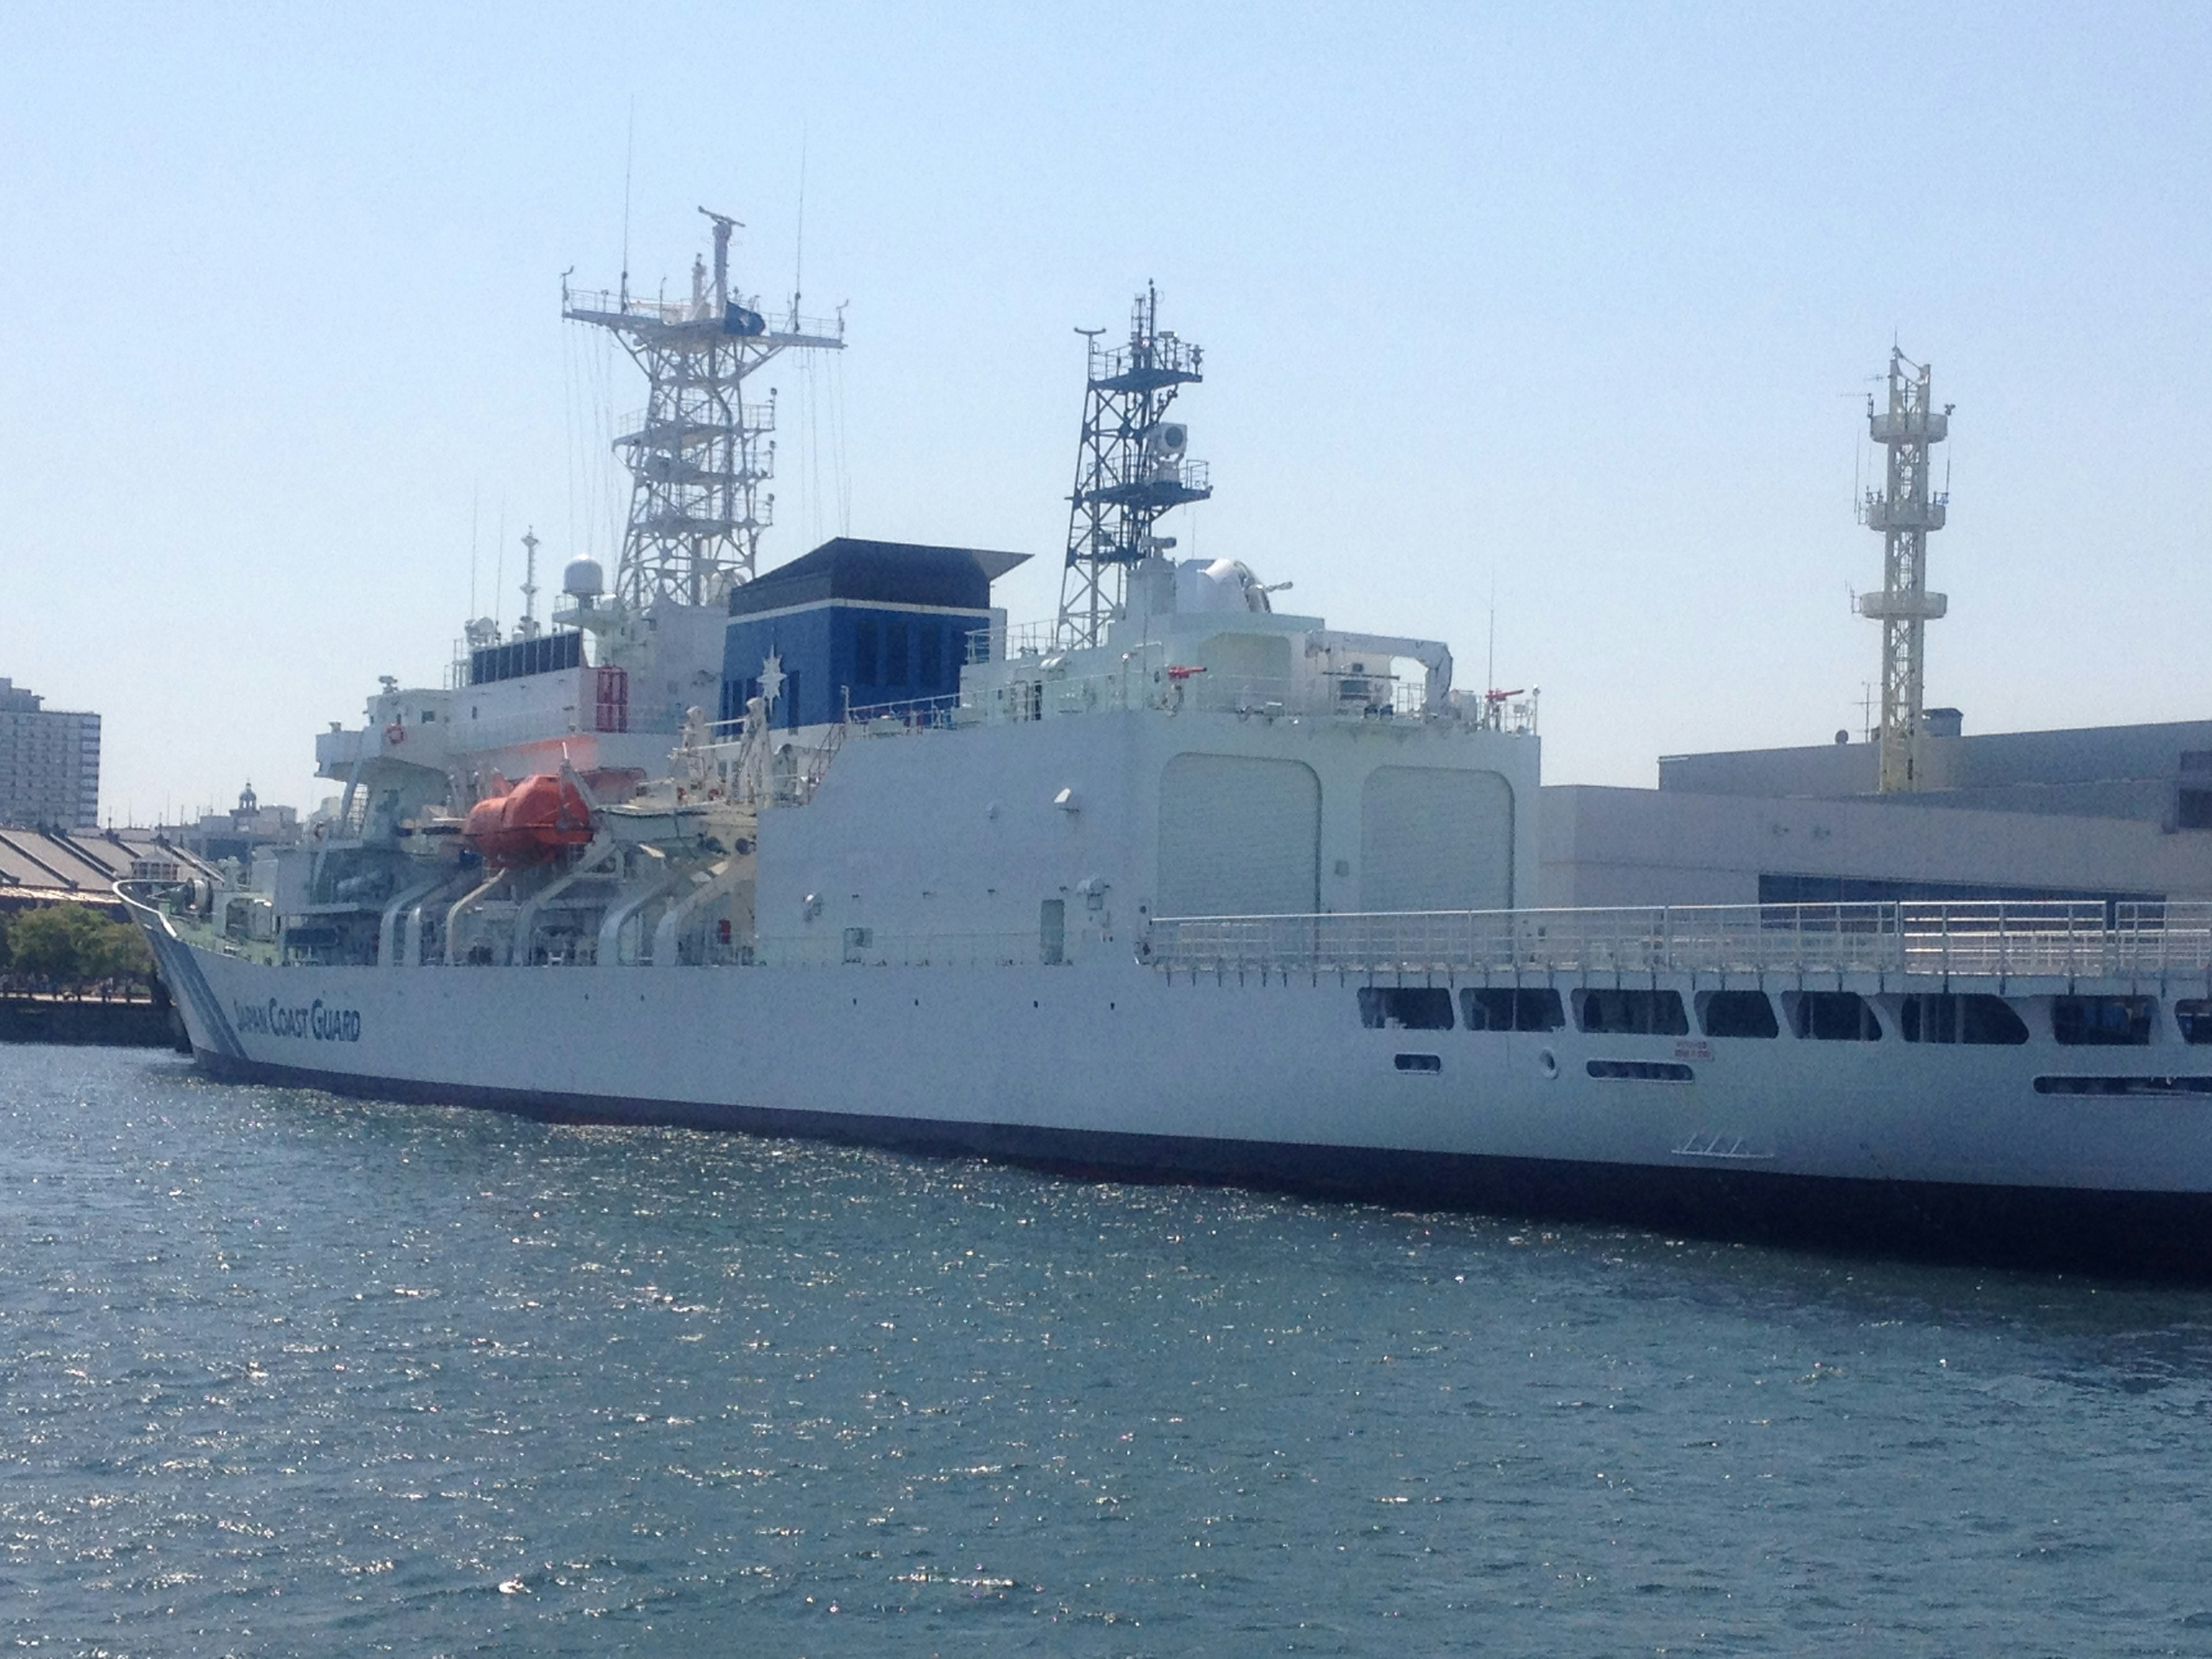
[5,1046,2212,1656]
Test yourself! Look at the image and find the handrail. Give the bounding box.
[1142,901,2212,981]
[111,878,180,940]
[846,691,963,731]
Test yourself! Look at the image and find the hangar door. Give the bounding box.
[1156,753,1321,916]
[1359,766,1513,911]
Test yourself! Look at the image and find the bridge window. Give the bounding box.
[1785,991,1883,1041]
[2051,995,2156,1046]
[1698,990,1778,1039]
[855,618,880,684]
[1462,987,1565,1032]
[1573,988,1688,1036]
[2175,1000,2212,1044]
[885,622,910,688]
[1358,987,1455,1031]
[1900,993,2029,1045]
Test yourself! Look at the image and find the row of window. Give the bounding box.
[1385,1059,2212,1091]
[853,618,954,693]
[1358,985,2211,1047]
[469,630,583,686]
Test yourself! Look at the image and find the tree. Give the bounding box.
[89,910,156,981]
[6,903,154,986]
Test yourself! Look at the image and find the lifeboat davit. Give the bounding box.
[462,772,594,866]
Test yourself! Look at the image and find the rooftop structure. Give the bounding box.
[0,824,216,915]
[176,784,302,866]
[1658,716,2212,829]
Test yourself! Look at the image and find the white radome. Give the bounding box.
[562,556,605,599]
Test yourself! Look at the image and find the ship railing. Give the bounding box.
[113,878,284,965]
[563,289,843,339]
[958,667,1435,726]
[1133,671,1423,719]
[612,402,778,442]
[1142,901,2212,981]
[770,724,846,806]
[958,631,1435,720]
[565,289,719,327]
[969,620,1058,663]
[1091,333,1202,382]
[845,692,963,733]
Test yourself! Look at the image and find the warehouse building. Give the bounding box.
[1541,715,2212,909]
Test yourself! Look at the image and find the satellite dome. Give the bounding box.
[1173,557,1273,613]
[562,556,605,599]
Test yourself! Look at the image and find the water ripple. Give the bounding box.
[3,1048,2211,1654]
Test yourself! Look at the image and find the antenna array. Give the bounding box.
[564,209,844,611]
[1055,285,1212,649]
[1856,348,1953,793]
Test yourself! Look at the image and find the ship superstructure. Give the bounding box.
[121,264,2212,1277]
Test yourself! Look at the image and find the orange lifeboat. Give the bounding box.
[462,772,594,866]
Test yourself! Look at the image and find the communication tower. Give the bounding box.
[1857,347,1952,793]
[565,208,844,611]
[1055,285,1212,649]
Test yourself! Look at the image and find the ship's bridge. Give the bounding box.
[718,537,1028,734]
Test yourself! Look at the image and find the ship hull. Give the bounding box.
[150,930,2212,1277]
[188,1044,2212,1275]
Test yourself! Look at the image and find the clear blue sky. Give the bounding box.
[3,2,2207,821]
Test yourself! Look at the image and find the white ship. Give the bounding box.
[122,233,2212,1274]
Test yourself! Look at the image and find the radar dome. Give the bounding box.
[1174,557,1274,614]
[562,556,605,599]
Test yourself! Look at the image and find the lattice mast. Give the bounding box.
[1055,285,1212,649]
[1857,347,1952,793]
[564,208,844,611]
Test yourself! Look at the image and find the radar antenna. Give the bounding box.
[1855,347,1953,793]
[1055,285,1211,649]
[563,208,844,612]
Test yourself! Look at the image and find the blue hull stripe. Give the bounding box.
[152,933,245,1059]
